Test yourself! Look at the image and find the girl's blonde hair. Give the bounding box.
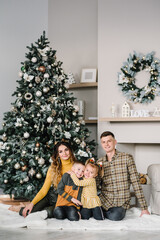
[50,141,76,188]
[85,158,99,175]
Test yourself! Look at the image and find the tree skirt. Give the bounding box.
[0,203,160,231]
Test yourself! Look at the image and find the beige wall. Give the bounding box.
[48,0,98,145]
[98,0,160,172]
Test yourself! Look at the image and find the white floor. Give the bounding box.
[1,228,160,240]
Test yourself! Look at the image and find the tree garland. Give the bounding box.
[117,51,160,104]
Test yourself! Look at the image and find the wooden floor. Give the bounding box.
[0,195,29,205]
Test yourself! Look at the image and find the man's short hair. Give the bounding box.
[100,131,115,139]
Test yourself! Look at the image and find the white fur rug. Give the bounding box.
[0,203,160,231]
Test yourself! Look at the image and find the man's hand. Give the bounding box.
[71,198,82,206]
[140,209,150,217]
[22,202,34,218]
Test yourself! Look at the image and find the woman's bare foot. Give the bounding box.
[8,202,25,212]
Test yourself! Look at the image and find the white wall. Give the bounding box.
[98,0,160,172]
[0,0,48,126]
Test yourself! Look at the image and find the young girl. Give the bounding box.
[69,158,104,220]
[19,141,76,218]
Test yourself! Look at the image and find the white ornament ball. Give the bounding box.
[43,87,49,93]
[0,159,4,166]
[18,93,22,97]
[38,157,45,165]
[18,71,23,77]
[31,57,37,63]
[29,83,32,88]
[73,112,77,116]
[6,158,12,163]
[4,179,8,184]
[24,132,30,138]
[36,91,42,97]
[47,116,53,123]
[36,173,42,179]
[44,73,49,78]
[20,180,23,184]
[14,163,21,169]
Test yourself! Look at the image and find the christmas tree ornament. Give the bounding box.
[59,88,62,93]
[21,66,25,72]
[14,163,21,169]
[38,66,46,72]
[2,133,7,141]
[20,180,23,184]
[36,91,42,97]
[35,76,41,83]
[6,158,11,163]
[28,168,35,176]
[31,57,37,63]
[18,93,22,97]
[23,73,34,82]
[36,142,40,147]
[38,157,45,165]
[29,83,33,88]
[18,71,23,77]
[21,165,27,171]
[21,150,26,157]
[44,73,49,78]
[36,101,41,106]
[4,179,8,184]
[47,116,53,123]
[35,147,39,151]
[0,159,3,166]
[24,132,30,138]
[43,87,49,93]
[24,93,32,100]
[36,173,42,179]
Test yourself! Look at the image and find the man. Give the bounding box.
[97,131,150,221]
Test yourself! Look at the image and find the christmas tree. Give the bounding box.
[0,32,96,200]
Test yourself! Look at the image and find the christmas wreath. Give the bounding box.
[117,51,160,103]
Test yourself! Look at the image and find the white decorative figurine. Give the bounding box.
[153,107,160,117]
[122,101,130,117]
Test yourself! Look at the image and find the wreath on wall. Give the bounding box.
[117,51,160,104]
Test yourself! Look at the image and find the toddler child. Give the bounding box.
[69,158,104,220]
[53,161,85,221]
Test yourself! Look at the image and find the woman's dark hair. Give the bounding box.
[100,131,115,139]
[50,141,76,188]
[52,141,74,159]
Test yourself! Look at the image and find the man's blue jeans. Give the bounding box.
[103,207,126,221]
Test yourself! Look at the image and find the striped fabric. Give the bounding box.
[97,150,148,211]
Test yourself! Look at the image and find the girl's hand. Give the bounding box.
[22,202,34,218]
[71,198,82,206]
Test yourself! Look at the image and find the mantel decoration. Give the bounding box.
[118,51,160,104]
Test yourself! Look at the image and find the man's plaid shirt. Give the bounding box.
[97,150,148,211]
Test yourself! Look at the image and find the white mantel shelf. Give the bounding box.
[99,117,160,122]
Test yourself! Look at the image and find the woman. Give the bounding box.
[19,141,76,218]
